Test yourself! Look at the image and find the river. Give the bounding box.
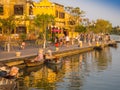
[18,43,120,90]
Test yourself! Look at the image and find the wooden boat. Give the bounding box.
[93,46,103,51]
[24,59,44,67]
[0,63,19,79]
[0,77,17,90]
[23,64,43,76]
[45,56,62,65]
[46,63,62,73]
[108,43,117,48]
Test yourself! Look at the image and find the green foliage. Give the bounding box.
[0,16,16,35]
[75,25,87,33]
[33,14,55,48]
[65,6,85,26]
[33,14,55,39]
[111,26,120,35]
[33,14,55,29]
[19,33,27,41]
[94,19,112,33]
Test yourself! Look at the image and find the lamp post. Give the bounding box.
[43,20,46,49]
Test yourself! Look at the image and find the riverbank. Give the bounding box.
[0,40,116,66]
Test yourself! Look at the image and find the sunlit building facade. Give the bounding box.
[0,0,74,38]
[0,0,34,34]
[33,0,65,36]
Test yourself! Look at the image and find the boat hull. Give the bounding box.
[45,57,62,65]
[24,59,44,67]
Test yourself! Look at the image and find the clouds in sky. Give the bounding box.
[34,0,120,26]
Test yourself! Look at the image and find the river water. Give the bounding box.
[18,43,120,90]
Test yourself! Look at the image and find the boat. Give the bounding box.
[93,46,103,51]
[45,56,62,65]
[108,43,117,48]
[46,63,62,73]
[0,63,19,79]
[23,64,43,76]
[24,59,44,67]
[0,77,17,90]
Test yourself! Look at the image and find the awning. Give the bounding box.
[52,29,61,33]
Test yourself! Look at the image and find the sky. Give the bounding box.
[34,0,120,26]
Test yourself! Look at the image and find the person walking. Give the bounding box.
[65,35,70,47]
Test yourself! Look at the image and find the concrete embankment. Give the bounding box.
[1,46,95,66]
[0,41,117,66]
[52,46,94,57]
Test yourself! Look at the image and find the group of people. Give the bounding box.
[54,35,70,48]
[21,41,26,49]
[0,63,19,79]
[31,49,45,62]
[53,33,111,50]
[31,49,54,62]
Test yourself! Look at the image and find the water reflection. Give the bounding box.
[17,47,112,90]
[94,47,112,71]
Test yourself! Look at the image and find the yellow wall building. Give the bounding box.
[0,0,75,39]
[33,0,65,34]
[0,0,33,35]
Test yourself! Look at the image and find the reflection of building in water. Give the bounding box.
[24,67,44,87]
[23,65,64,89]
[64,59,71,73]
[63,55,84,89]
[79,54,83,65]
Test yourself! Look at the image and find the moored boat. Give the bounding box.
[46,62,62,73]
[108,43,117,48]
[24,59,44,67]
[0,77,17,90]
[0,63,19,79]
[93,46,103,51]
[45,56,62,65]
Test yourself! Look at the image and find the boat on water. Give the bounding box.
[45,56,62,65]
[23,64,43,76]
[0,77,17,90]
[24,48,45,67]
[0,62,19,79]
[24,59,44,67]
[93,46,103,51]
[46,62,62,73]
[108,43,117,48]
[44,49,62,65]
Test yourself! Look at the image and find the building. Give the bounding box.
[0,0,33,35]
[0,0,76,39]
[33,0,65,37]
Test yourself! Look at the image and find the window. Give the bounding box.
[0,28,2,34]
[14,5,23,15]
[59,12,65,19]
[29,6,33,15]
[68,21,75,25]
[11,29,14,34]
[56,10,58,17]
[16,26,26,34]
[0,5,3,15]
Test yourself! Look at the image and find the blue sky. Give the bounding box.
[34,0,120,26]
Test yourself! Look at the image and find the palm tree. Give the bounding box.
[0,16,16,52]
[33,14,55,49]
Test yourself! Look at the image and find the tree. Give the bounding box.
[111,26,120,35]
[33,14,55,48]
[75,25,87,33]
[65,6,85,44]
[94,19,112,34]
[0,16,16,52]
[65,6,85,26]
